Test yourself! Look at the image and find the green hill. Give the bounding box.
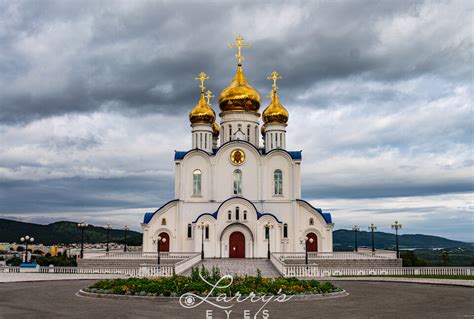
[333,229,471,250]
[0,218,142,246]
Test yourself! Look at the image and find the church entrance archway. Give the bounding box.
[307,232,318,252]
[158,232,170,252]
[229,231,245,258]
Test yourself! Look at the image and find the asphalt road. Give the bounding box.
[0,280,472,319]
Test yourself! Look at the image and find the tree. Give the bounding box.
[401,251,427,267]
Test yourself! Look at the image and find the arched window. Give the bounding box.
[161,218,167,226]
[283,223,288,238]
[247,125,250,142]
[265,225,270,240]
[187,224,192,238]
[274,169,283,195]
[193,170,202,196]
[309,218,314,226]
[233,169,242,195]
[235,206,240,220]
[229,125,232,140]
[205,225,210,239]
[228,210,232,220]
[243,210,247,220]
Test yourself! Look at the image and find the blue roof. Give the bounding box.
[143,212,154,224]
[174,151,187,160]
[174,145,302,161]
[20,263,37,268]
[288,151,302,160]
[296,199,333,224]
[323,213,332,224]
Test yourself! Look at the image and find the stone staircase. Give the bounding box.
[183,258,281,278]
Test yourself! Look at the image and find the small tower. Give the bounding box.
[189,72,215,153]
[218,36,261,146]
[262,71,289,152]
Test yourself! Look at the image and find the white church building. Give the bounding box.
[142,37,334,258]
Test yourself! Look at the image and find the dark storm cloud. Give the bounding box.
[0,0,471,123]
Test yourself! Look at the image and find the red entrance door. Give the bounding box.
[307,232,318,252]
[229,231,245,258]
[158,232,170,252]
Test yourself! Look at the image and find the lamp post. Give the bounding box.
[265,222,273,260]
[156,236,167,265]
[105,224,112,253]
[123,226,129,252]
[304,236,314,265]
[77,221,88,259]
[352,225,360,252]
[20,235,34,263]
[391,221,402,258]
[368,223,377,253]
[198,222,206,259]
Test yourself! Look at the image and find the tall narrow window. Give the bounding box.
[309,218,314,226]
[247,125,250,142]
[228,210,232,220]
[274,169,283,195]
[205,225,209,239]
[243,211,247,220]
[200,133,203,148]
[265,225,270,239]
[235,207,240,220]
[233,169,242,195]
[283,223,288,238]
[204,134,207,149]
[187,224,192,238]
[229,125,232,140]
[193,169,202,196]
[161,218,166,226]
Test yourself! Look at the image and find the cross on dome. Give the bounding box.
[204,90,214,104]
[229,35,250,65]
[267,71,282,92]
[195,72,209,93]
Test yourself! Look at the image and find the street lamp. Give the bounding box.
[391,221,402,258]
[368,223,377,253]
[156,236,167,265]
[198,222,206,259]
[105,224,112,253]
[123,226,129,252]
[352,225,360,252]
[265,222,273,260]
[77,221,88,259]
[20,235,34,263]
[304,236,314,265]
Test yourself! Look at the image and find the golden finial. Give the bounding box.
[267,71,282,92]
[204,90,214,104]
[195,72,209,93]
[230,35,250,65]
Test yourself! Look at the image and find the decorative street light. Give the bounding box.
[265,222,273,260]
[352,225,360,252]
[77,221,88,259]
[304,236,314,265]
[20,235,34,263]
[123,226,129,252]
[156,236,167,265]
[198,222,207,259]
[368,223,377,253]
[105,224,112,253]
[391,221,402,259]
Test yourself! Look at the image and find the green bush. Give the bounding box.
[89,266,339,297]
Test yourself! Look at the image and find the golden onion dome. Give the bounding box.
[262,90,289,125]
[219,65,261,113]
[212,122,220,137]
[189,93,215,125]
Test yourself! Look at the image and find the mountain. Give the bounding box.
[333,229,471,250]
[0,218,142,246]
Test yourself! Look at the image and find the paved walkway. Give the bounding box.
[0,273,127,283]
[325,276,474,287]
[183,258,281,277]
[0,280,472,318]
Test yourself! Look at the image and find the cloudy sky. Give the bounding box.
[0,0,472,241]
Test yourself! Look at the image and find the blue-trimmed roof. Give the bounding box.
[142,199,179,224]
[288,151,302,160]
[174,151,187,160]
[296,199,333,224]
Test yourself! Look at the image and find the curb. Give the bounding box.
[76,289,348,301]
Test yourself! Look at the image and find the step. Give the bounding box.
[183,258,281,278]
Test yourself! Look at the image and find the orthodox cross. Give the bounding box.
[195,72,209,93]
[230,35,250,65]
[267,71,282,92]
[204,90,214,104]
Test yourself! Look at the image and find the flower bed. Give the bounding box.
[85,266,340,297]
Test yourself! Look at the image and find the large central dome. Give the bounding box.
[218,65,261,113]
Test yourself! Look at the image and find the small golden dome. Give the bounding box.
[219,65,261,113]
[262,90,288,125]
[189,93,215,125]
[212,122,220,137]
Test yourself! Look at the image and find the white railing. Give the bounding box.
[174,253,202,274]
[0,266,20,273]
[138,265,175,277]
[318,267,473,277]
[272,251,396,260]
[83,251,197,260]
